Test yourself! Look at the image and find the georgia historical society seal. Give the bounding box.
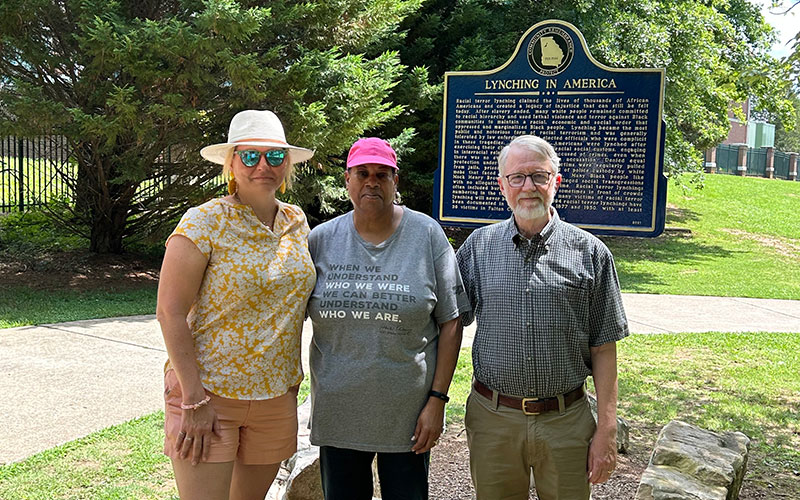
[527,26,574,76]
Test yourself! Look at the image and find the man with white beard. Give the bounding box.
[455,135,629,500]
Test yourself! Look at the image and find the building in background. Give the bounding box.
[704,98,797,181]
[724,98,775,148]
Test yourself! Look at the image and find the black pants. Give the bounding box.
[319,445,430,500]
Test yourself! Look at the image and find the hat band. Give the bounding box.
[233,137,289,146]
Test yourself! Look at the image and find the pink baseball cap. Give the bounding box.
[346,137,398,170]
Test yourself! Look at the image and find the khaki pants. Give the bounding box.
[465,386,595,500]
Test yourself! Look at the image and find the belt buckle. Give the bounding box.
[521,397,540,415]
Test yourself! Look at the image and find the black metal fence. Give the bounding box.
[746,147,767,177]
[0,137,223,213]
[774,151,791,179]
[715,144,798,180]
[0,135,75,211]
[716,144,739,175]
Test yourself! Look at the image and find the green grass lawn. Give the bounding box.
[615,332,800,496]
[605,174,800,299]
[0,209,158,328]
[0,287,157,329]
[2,335,797,499]
[0,412,178,500]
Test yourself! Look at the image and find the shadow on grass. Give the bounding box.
[601,233,744,292]
[665,205,701,225]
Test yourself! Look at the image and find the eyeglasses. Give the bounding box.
[236,149,287,167]
[504,171,553,187]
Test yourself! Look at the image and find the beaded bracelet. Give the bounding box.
[180,395,211,411]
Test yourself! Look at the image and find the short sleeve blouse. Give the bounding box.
[166,197,316,400]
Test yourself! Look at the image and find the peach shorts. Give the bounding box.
[163,369,298,465]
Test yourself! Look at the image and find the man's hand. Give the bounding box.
[587,425,617,484]
[588,341,619,484]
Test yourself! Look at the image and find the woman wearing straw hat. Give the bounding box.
[306,138,469,499]
[157,110,316,499]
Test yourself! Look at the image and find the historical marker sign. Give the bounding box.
[433,20,667,236]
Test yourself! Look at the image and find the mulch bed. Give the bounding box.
[0,250,160,291]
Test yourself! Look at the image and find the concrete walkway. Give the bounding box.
[2,294,799,465]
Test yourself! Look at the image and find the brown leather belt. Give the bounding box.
[473,380,585,415]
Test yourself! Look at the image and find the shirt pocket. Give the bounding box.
[530,275,591,332]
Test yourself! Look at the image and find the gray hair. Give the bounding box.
[497,135,560,177]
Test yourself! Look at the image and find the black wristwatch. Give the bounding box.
[429,390,450,403]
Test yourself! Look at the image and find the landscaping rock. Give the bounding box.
[281,399,319,500]
[635,420,750,500]
[637,465,727,500]
[282,445,323,500]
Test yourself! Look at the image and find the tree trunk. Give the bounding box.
[77,148,137,254]
[74,160,93,217]
[88,204,128,253]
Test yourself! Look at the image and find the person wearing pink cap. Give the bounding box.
[157,110,316,499]
[306,137,470,499]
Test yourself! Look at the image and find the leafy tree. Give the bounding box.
[775,94,800,151]
[758,1,799,155]
[378,0,795,213]
[783,1,800,79]
[0,0,419,253]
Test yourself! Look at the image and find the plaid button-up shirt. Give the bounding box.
[456,210,629,398]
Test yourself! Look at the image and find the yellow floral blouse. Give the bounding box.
[166,197,316,400]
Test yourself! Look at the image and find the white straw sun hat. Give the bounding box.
[200,110,314,165]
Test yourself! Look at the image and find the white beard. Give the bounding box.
[512,195,549,220]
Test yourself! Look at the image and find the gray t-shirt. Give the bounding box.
[307,207,467,452]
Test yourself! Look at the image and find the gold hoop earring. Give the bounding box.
[280,179,287,194]
[228,177,237,195]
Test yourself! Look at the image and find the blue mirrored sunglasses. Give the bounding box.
[236,149,287,167]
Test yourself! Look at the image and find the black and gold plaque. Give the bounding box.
[434,20,667,237]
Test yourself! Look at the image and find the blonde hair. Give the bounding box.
[223,147,296,192]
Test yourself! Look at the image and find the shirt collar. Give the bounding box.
[509,208,561,247]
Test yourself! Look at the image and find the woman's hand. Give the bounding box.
[158,235,217,466]
[411,397,445,454]
[175,403,222,466]
[411,318,462,454]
